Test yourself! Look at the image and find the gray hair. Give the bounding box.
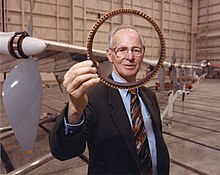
[108,24,145,48]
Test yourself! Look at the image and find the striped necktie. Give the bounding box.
[129,89,152,175]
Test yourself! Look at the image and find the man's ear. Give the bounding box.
[106,49,113,63]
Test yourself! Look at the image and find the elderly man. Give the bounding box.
[49,25,170,175]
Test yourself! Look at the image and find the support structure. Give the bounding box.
[161,86,190,126]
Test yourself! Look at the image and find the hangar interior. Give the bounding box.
[0,0,220,175]
[1,0,220,77]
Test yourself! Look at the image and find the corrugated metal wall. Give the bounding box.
[197,0,220,63]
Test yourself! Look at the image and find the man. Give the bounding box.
[49,25,170,175]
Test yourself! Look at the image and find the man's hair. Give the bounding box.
[108,24,145,48]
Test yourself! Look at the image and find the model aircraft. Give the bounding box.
[0,31,207,152]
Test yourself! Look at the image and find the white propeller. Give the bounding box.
[2,58,42,152]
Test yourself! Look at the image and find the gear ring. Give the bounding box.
[87,9,165,89]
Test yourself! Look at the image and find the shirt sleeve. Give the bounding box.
[64,115,84,136]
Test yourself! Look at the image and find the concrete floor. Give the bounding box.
[1,78,220,175]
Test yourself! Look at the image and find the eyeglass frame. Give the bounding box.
[109,44,145,58]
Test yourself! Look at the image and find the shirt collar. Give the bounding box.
[111,71,140,98]
[111,71,129,98]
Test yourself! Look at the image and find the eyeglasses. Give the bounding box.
[110,45,145,58]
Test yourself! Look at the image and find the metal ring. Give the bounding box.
[8,31,29,59]
[87,9,166,89]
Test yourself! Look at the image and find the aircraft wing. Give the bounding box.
[0,31,108,73]
[143,59,202,70]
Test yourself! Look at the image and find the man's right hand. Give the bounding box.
[63,60,100,124]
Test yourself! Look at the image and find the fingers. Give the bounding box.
[64,60,94,85]
[63,60,100,98]
[68,73,100,98]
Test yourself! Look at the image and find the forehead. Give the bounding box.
[112,29,141,46]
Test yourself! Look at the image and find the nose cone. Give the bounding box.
[0,32,47,58]
[22,37,46,56]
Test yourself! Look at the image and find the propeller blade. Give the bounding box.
[27,0,36,37]
[158,67,166,90]
[171,49,176,64]
[170,67,177,85]
[2,58,42,152]
[178,55,184,83]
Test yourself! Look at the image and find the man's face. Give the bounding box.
[106,29,144,82]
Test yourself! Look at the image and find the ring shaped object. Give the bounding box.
[87,9,166,89]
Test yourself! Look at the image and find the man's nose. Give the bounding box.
[125,50,134,60]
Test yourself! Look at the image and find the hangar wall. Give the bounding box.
[0,0,220,69]
[197,0,220,64]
